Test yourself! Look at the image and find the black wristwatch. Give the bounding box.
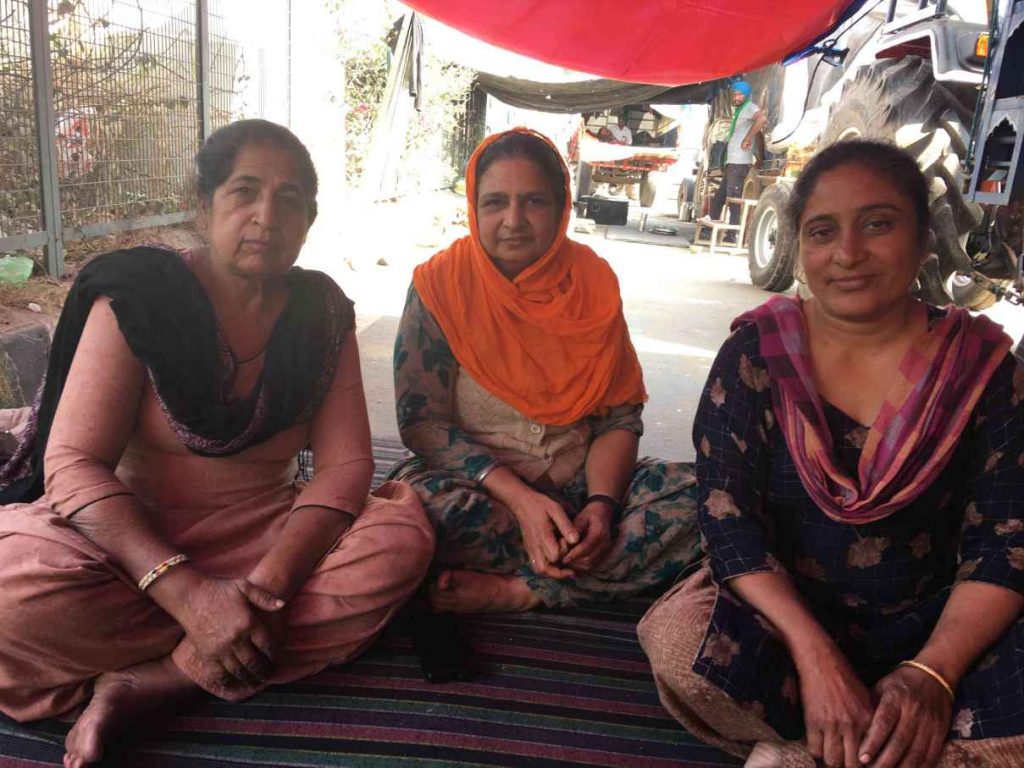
[584,493,622,515]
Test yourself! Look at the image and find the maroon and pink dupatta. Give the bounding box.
[733,296,1012,524]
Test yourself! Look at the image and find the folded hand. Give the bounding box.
[797,645,874,768]
[178,577,286,688]
[857,665,953,768]
[562,501,614,572]
[510,492,579,580]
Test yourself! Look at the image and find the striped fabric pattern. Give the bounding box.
[0,441,740,767]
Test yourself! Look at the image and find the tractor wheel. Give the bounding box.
[748,183,797,293]
[822,56,987,307]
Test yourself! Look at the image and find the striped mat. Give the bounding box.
[0,440,741,768]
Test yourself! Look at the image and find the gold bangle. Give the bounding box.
[138,553,189,592]
[898,660,955,702]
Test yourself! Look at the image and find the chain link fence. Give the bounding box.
[0,0,285,276]
[0,1,43,241]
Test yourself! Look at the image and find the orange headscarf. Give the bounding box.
[413,127,646,426]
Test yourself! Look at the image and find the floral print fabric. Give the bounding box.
[692,319,1024,740]
[394,286,644,483]
[390,285,702,607]
[390,456,701,607]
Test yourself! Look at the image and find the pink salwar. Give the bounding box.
[0,298,434,722]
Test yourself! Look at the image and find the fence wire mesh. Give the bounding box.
[0,0,287,272]
[0,0,43,239]
[208,1,239,130]
[49,0,200,229]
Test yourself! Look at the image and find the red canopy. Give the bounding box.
[404,0,859,86]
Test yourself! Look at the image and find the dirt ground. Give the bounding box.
[0,226,203,327]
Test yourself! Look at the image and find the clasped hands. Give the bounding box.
[798,644,954,768]
[158,570,290,693]
[510,490,615,579]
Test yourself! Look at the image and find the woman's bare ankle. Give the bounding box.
[63,657,197,767]
[429,569,542,613]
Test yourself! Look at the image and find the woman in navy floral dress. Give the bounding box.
[639,140,1024,768]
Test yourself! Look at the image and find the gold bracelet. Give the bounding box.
[898,660,955,702]
[137,553,189,592]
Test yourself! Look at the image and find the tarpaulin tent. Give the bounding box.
[403,0,865,86]
[474,73,717,114]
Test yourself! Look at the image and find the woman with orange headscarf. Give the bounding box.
[389,128,701,612]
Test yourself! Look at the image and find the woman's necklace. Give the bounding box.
[233,347,267,365]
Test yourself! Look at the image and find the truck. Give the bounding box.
[567,107,681,208]
[703,0,1021,310]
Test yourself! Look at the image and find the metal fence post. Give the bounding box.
[197,0,211,142]
[28,0,65,277]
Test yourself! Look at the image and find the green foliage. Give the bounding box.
[328,0,476,192]
[344,38,390,184]
[401,57,474,194]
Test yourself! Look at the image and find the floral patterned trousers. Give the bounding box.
[389,457,702,607]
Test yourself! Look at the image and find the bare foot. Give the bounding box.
[63,656,198,768]
[429,569,542,613]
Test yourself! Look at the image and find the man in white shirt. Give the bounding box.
[700,80,766,228]
[605,115,633,145]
